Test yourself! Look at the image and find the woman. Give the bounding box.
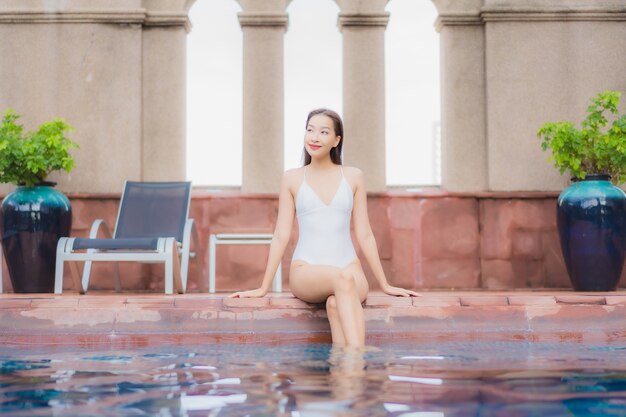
[231,108,419,346]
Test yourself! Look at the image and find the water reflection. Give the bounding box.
[289,347,368,415]
[179,392,247,412]
[2,341,626,416]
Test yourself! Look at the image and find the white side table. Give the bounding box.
[208,233,282,293]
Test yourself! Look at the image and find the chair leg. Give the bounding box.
[54,239,66,294]
[181,219,202,292]
[81,249,95,295]
[54,263,64,294]
[164,242,172,295]
[163,238,177,295]
[172,241,183,294]
[180,249,189,293]
[192,225,203,291]
[192,254,203,292]
[70,262,83,294]
[180,220,202,292]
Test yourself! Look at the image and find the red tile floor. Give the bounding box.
[2,290,626,347]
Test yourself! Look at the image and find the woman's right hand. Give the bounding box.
[229,287,268,298]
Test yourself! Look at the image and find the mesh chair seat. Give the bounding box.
[72,238,161,251]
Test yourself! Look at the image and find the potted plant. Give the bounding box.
[538,90,626,291]
[0,109,78,293]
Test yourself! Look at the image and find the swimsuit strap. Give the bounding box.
[339,165,344,178]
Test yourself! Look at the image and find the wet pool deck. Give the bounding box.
[2,291,626,347]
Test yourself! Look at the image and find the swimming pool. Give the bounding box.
[2,340,626,416]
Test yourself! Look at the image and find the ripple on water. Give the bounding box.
[2,341,626,416]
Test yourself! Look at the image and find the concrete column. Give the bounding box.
[432,0,487,192]
[336,0,389,192]
[237,1,289,193]
[142,0,196,181]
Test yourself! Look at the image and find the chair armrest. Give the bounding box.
[88,219,113,239]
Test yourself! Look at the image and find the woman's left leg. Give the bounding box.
[290,259,369,346]
[334,262,369,345]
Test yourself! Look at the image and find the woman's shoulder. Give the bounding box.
[283,167,305,177]
[341,166,364,189]
[282,167,305,186]
[341,166,364,180]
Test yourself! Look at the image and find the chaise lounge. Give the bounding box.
[54,181,200,294]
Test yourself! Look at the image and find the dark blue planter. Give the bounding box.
[0,184,72,293]
[557,175,626,291]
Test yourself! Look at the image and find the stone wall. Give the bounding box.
[5,190,621,293]
[433,0,626,192]
[0,0,194,195]
[2,0,626,195]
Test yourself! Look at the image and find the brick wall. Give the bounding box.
[4,189,619,293]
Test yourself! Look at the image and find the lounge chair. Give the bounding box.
[54,181,200,294]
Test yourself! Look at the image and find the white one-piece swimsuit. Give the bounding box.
[291,166,358,268]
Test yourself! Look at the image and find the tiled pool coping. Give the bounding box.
[2,291,626,347]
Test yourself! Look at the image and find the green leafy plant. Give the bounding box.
[538,91,626,184]
[0,109,78,187]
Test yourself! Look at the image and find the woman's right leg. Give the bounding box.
[290,261,368,346]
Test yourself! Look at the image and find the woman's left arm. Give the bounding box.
[351,169,420,297]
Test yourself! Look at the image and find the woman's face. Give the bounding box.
[304,114,341,158]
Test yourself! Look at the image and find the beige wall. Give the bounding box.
[0,22,142,194]
[433,0,626,192]
[0,1,194,195]
[486,20,626,191]
[2,0,626,194]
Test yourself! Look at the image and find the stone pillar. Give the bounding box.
[431,0,488,192]
[142,1,196,182]
[336,0,389,192]
[237,0,290,193]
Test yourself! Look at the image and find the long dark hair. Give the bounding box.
[302,108,344,166]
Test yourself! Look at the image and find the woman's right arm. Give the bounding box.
[230,171,295,298]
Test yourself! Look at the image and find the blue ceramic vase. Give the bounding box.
[0,184,72,293]
[557,175,626,291]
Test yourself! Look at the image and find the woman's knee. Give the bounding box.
[335,269,356,292]
[326,295,337,312]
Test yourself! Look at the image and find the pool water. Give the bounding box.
[2,340,626,416]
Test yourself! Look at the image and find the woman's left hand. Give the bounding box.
[382,285,421,297]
